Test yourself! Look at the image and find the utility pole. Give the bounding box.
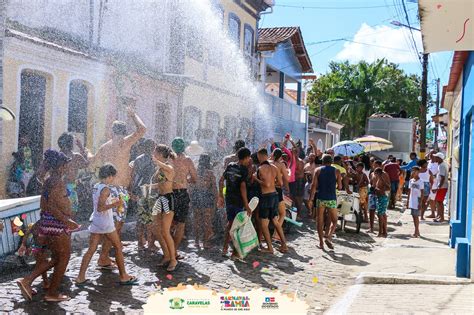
[433,77,440,150]
[419,53,429,159]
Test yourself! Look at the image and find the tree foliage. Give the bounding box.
[307,59,423,139]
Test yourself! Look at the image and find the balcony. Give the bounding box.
[262,93,308,142]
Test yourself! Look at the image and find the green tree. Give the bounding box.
[307,59,423,139]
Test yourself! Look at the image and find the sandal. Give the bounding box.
[167,261,179,272]
[17,280,32,301]
[97,263,117,270]
[175,254,185,260]
[119,276,138,285]
[44,294,70,302]
[75,279,91,287]
[325,239,334,250]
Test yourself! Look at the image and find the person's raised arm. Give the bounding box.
[124,106,147,145]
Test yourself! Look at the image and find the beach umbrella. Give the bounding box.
[330,140,365,157]
[354,135,393,152]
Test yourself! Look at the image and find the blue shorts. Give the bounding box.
[410,208,420,216]
[369,193,377,210]
[423,182,430,197]
[226,204,244,222]
[376,195,388,215]
[390,181,399,194]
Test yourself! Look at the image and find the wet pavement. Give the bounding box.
[0,209,403,314]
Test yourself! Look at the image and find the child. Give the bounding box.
[354,162,369,222]
[407,166,423,237]
[75,163,137,285]
[16,221,49,300]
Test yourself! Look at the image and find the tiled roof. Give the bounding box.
[258,27,313,73]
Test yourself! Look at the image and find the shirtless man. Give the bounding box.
[294,150,305,217]
[270,147,289,240]
[57,132,89,215]
[254,148,288,254]
[170,137,197,260]
[303,153,317,218]
[90,106,146,268]
[223,140,246,168]
[373,167,391,237]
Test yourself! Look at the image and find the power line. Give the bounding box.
[275,3,397,10]
[400,0,421,62]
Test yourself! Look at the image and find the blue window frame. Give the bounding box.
[243,24,254,56]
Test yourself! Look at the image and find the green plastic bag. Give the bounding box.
[229,211,258,258]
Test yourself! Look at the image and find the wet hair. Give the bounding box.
[410,152,417,158]
[272,148,283,160]
[251,152,259,165]
[417,159,428,168]
[237,147,251,160]
[374,167,383,174]
[333,155,342,163]
[234,140,246,152]
[43,149,71,171]
[142,138,156,155]
[361,155,371,170]
[257,148,268,156]
[391,157,397,163]
[112,121,127,136]
[411,166,421,172]
[98,163,117,179]
[198,154,212,171]
[58,132,74,151]
[356,162,364,169]
[374,160,383,167]
[155,144,175,160]
[322,154,333,165]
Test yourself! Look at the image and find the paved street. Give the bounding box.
[0,208,403,314]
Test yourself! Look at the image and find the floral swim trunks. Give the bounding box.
[316,199,337,209]
[66,182,79,213]
[137,195,157,225]
[376,195,388,215]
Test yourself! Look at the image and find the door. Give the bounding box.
[19,72,46,169]
[68,81,89,140]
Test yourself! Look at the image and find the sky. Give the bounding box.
[260,0,453,106]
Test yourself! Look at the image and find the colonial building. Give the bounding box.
[307,115,344,152]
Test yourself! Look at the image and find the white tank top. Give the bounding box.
[418,170,430,183]
[89,183,116,234]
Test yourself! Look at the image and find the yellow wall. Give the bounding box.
[0,37,109,198]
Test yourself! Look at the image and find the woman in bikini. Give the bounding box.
[149,145,178,272]
[17,149,80,302]
[75,163,137,286]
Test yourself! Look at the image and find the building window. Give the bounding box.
[224,115,238,142]
[228,13,241,47]
[68,80,89,138]
[183,106,201,141]
[206,111,220,139]
[186,24,204,61]
[317,139,324,151]
[211,1,224,25]
[19,71,47,170]
[243,24,254,56]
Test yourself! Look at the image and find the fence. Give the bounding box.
[0,196,41,257]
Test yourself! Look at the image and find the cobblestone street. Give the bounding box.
[0,208,403,314]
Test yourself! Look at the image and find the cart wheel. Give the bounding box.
[355,211,362,234]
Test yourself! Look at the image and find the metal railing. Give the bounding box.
[0,196,41,258]
[263,93,307,124]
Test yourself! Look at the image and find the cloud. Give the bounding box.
[335,23,423,64]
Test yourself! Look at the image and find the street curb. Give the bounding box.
[71,221,137,245]
[356,272,473,285]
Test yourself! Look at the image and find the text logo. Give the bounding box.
[187,299,210,308]
[169,298,185,310]
[220,296,250,311]
[262,297,279,309]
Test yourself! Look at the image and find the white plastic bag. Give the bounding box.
[229,211,258,258]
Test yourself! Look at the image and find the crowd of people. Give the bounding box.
[13,107,449,302]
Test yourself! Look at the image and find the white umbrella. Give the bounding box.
[354,136,393,152]
[330,140,365,157]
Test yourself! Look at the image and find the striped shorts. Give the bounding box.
[152,193,175,215]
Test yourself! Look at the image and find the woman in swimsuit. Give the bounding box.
[148,145,177,272]
[18,149,80,302]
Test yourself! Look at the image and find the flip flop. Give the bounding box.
[44,294,70,302]
[167,262,179,272]
[75,279,91,287]
[97,263,117,270]
[119,276,138,286]
[325,239,334,250]
[278,247,289,253]
[17,281,32,301]
[175,254,185,260]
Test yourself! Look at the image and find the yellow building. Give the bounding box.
[180,0,272,152]
[0,25,110,198]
